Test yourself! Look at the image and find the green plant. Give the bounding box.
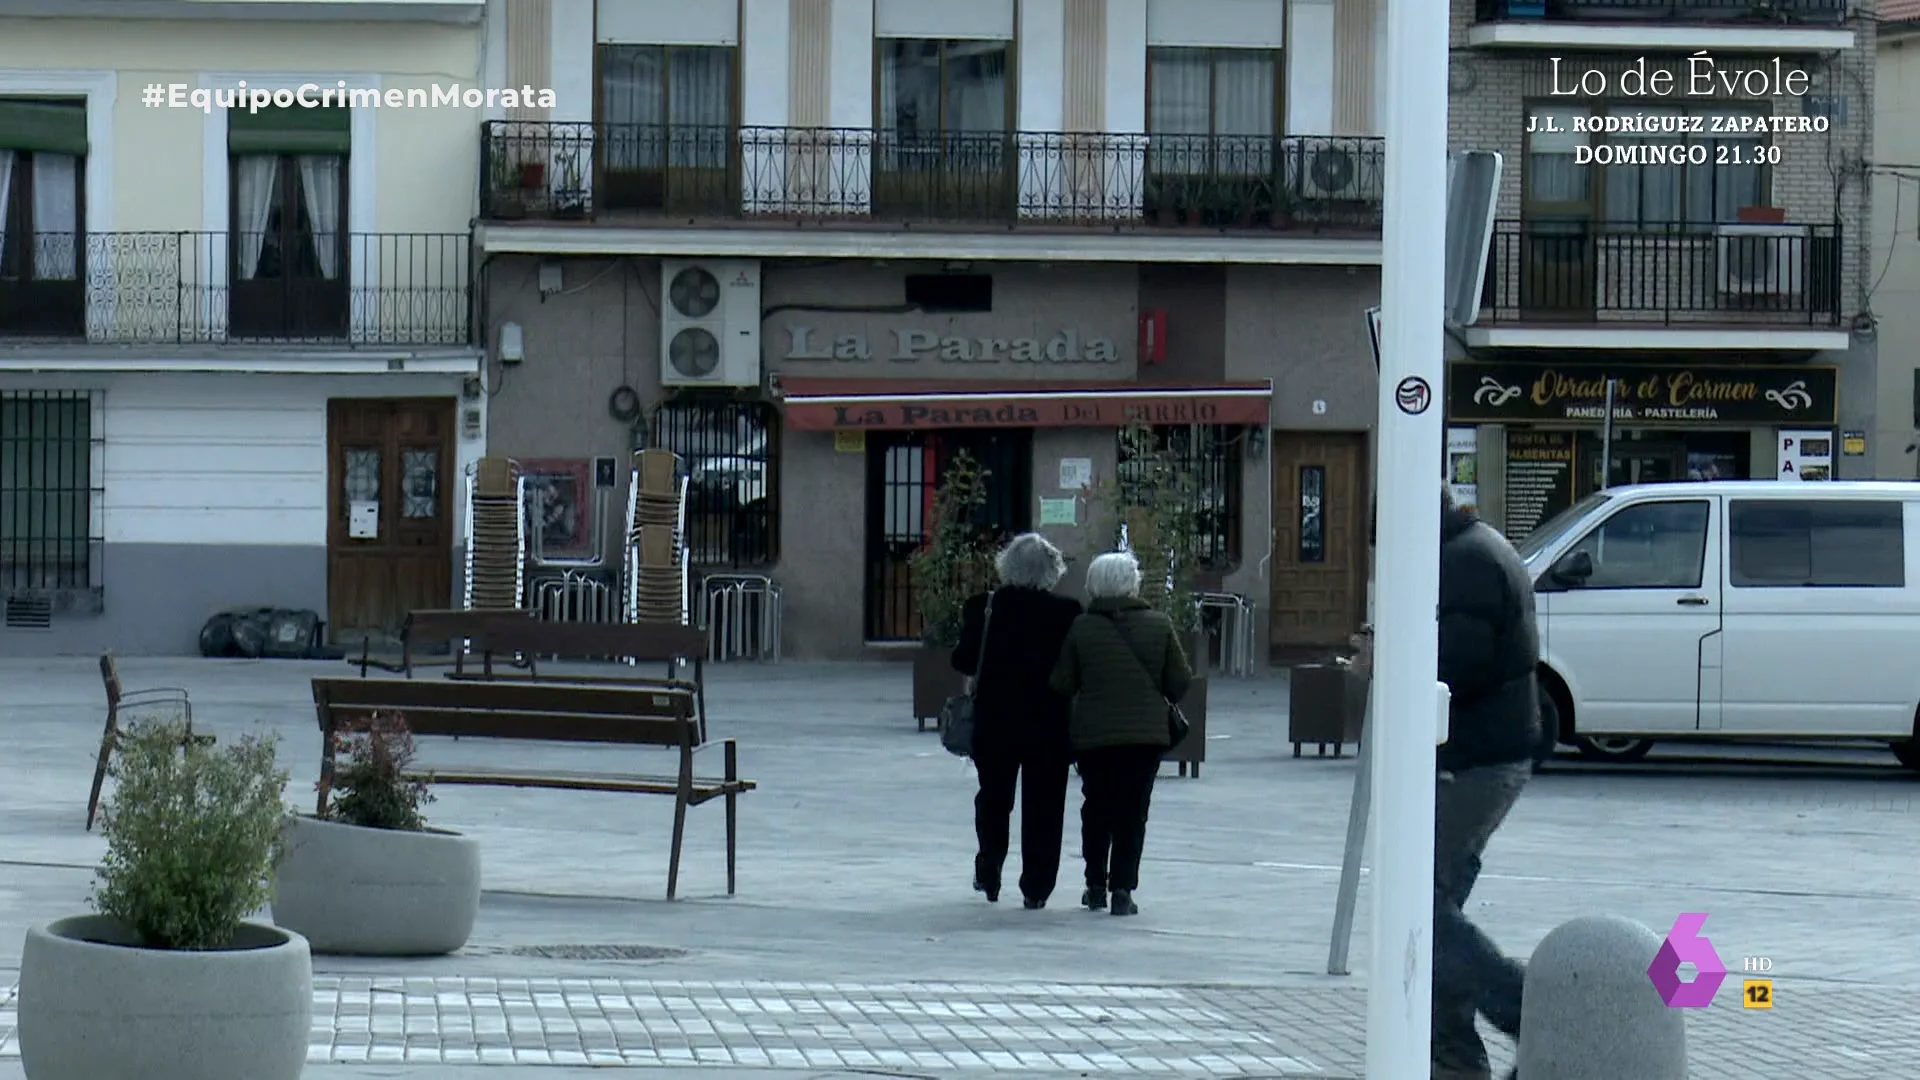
[908,449,1000,648]
[1090,420,1203,639]
[92,717,289,951]
[324,711,434,832]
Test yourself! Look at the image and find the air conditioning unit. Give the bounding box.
[1298,138,1384,202]
[659,258,762,387]
[1715,224,1806,298]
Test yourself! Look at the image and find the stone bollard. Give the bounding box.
[1516,915,1687,1079]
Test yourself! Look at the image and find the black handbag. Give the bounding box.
[939,592,996,757]
[1098,612,1191,751]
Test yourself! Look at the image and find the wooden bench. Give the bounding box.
[89,653,211,831]
[455,621,712,741]
[352,608,536,678]
[310,676,754,899]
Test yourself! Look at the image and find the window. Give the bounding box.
[652,400,777,567]
[1729,500,1905,588]
[1,390,98,594]
[877,39,1012,141]
[0,98,86,337]
[1523,104,1768,228]
[1298,465,1325,564]
[1116,424,1243,569]
[599,45,735,171]
[1148,48,1280,174]
[1559,499,1709,590]
[228,105,350,339]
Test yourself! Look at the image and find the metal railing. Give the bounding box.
[1478,220,1843,326]
[481,121,1386,232]
[0,232,471,345]
[1475,0,1846,24]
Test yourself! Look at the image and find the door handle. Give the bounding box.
[1677,596,1710,607]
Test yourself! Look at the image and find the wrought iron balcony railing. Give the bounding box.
[1479,220,1843,327]
[1475,0,1846,24]
[0,232,471,346]
[480,121,1385,232]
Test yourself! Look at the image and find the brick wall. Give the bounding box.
[1447,0,1877,320]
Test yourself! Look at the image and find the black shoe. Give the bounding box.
[973,878,1000,903]
[1109,889,1138,916]
[1081,888,1107,911]
[1022,896,1046,910]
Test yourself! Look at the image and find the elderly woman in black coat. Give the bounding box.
[951,533,1084,909]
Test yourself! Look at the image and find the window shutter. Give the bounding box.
[228,105,351,155]
[0,99,87,155]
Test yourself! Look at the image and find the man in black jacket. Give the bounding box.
[1433,489,1539,1080]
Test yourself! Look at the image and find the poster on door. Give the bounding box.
[1446,427,1478,513]
[1777,429,1834,481]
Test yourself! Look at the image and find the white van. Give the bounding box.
[1516,480,1920,770]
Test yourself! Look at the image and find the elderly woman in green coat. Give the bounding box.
[1048,550,1192,917]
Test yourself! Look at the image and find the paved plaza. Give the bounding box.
[0,656,1916,1077]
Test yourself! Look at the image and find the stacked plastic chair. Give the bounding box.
[622,449,690,624]
[463,456,527,611]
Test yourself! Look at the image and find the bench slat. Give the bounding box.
[403,765,756,797]
[313,676,691,718]
[475,620,706,661]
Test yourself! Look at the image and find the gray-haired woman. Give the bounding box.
[1049,551,1192,916]
[952,533,1084,909]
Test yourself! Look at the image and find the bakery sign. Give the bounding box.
[784,325,1121,364]
[1446,362,1838,425]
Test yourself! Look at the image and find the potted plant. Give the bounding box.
[270,710,481,956]
[907,449,1000,731]
[518,159,546,190]
[488,153,526,219]
[1090,421,1212,775]
[19,716,311,1080]
[552,150,587,219]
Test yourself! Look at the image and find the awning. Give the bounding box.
[777,377,1273,432]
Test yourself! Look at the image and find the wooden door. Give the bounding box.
[326,398,456,645]
[1270,431,1369,652]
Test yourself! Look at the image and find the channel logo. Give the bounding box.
[1647,913,1728,1008]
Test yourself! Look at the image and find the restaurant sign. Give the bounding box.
[784,326,1121,364]
[1447,362,1837,425]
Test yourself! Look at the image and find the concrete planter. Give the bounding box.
[270,814,480,956]
[19,914,312,1080]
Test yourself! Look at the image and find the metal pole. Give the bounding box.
[1327,681,1374,976]
[1370,0,1447,1068]
[1600,378,1616,490]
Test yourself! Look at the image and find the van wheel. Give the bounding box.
[1893,741,1920,771]
[1574,735,1656,763]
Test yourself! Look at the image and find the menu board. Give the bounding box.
[1504,430,1576,541]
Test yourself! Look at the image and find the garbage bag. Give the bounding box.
[198,613,238,658]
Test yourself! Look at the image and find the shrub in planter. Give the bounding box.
[20,716,312,1080]
[907,450,1000,728]
[271,710,481,956]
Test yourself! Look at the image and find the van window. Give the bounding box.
[1728,499,1905,588]
[1559,500,1709,590]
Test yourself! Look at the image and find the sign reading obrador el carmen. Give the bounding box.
[1445,361,1838,426]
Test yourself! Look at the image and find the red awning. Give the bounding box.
[777,377,1273,431]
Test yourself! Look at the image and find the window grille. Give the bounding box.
[1116,424,1243,569]
[650,398,777,567]
[0,389,105,608]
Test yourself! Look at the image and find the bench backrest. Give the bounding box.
[99,652,123,713]
[310,676,695,747]
[405,608,534,648]
[475,619,707,663]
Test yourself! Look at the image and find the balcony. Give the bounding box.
[1470,220,1846,349]
[1470,0,1855,50]
[479,122,1385,235]
[0,233,471,347]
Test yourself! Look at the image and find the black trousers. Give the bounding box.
[973,747,1070,903]
[1432,761,1530,1072]
[1076,744,1162,893]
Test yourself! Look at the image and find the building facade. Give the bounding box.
[1446,0,1878,539]
[0,1,486,654]
[1872,0,1920,478]
[479,0,1391,661]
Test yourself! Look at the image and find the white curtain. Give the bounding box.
[668,46,732,168]
[1601,108,1679,229]
[1149,49,1274,173]
[1212,51,1274,174]
[602,45,666,169]
[235,155,279,279]
[1525,107,1590,208]
[32,153,79,279]
[0,152,12,268]
[601,45,732,169]
[297,155,341,279]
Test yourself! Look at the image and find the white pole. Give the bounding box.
[1369,0,1448,1069]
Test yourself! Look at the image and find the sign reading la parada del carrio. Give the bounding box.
[783,325,1121,364]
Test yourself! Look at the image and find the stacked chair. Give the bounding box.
[622,449,691,625]
[463,456,528,611]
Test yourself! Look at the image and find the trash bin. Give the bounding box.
[1290,661,1367,758]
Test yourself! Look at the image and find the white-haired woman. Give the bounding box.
[952,532,1084,909]
[1048,551,1192,916]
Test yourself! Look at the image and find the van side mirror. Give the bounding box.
[1550,550,1595,587]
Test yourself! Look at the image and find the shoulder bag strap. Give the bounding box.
[968,591,998,695]
[1097,611,1163,696]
